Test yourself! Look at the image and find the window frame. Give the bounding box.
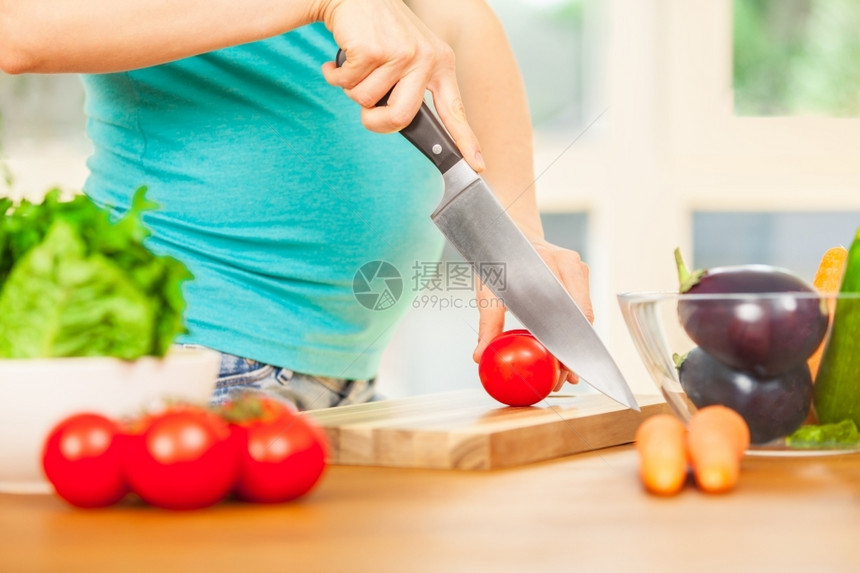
[532,0,860,394]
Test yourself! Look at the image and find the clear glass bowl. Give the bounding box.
[617,291,860,456]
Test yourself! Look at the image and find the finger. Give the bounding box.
[473,305,505,363]
[342,51,428,109]
[472,284,505,363]
[321,60,338,84]
[342,67,402,110]
[555,251,593,323]
[360,70,429,133]
[554,368,568,392]
[322,57,375,90]
[323,42,415,88]
[325,51,430,132]
[553,365,579,391]
[429,71,485,172]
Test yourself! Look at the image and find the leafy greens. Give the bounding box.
[0,187,192,359]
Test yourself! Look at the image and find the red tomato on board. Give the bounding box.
[42,413,128,508]
[478,330,560,407]
[221,395,328,504]
[122,405,239,510]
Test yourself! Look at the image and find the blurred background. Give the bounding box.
[2,0,860,398]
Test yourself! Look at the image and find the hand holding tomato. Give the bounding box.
[478,330,561,407]
[472,239,592,391]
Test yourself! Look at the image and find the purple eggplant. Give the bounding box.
[677,347,813,445]
[675,248,828,376]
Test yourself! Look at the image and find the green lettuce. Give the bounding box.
[786,419,860,449]
[0,187,192,359]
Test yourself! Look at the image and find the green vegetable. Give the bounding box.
[814,227,860,426]
[0,187,192,359]
[785,420,860,449]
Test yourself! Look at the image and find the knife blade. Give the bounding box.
[335,51,638,410]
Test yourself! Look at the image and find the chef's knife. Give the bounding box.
[336,51,638,411]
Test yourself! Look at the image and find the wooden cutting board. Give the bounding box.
[304,390,670,470]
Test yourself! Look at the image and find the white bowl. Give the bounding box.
[0,346,220,494]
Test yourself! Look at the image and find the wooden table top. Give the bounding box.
[2,445,859,573]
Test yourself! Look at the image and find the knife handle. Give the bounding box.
[336,49,463,174]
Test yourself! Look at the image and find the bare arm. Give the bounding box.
[0,0,319,74]
[0,0,482,156]
[408,0,541,238]
[409,0,592,384]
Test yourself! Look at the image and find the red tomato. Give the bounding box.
[42,413,127,508]
[123,405,239,510]
[222,395,327,503]
[502,329,531,336]
[478,330,560,407]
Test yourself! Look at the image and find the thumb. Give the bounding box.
[473,281,506,363]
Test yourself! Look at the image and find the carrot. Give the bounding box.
[808,246,849,379]
[687,406,750,494]
[635,414,689,496]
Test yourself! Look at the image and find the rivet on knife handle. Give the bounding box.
[335,49,462,174]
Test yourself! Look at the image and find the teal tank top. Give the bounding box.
[80,24,444,379]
